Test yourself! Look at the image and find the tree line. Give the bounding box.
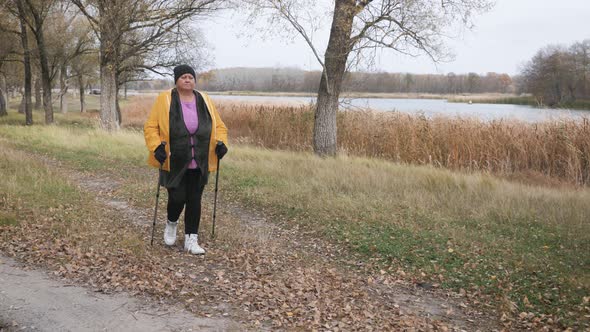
[0,0,219,129]
[519,40,590,107]
[196,67,515,94]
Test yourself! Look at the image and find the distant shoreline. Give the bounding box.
[206,91,590,110]
[124,89,523,102]
[119,90,590,110]
[207,91,509,100]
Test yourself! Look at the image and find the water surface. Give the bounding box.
[210,94,589,123]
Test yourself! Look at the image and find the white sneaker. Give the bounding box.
[184,234,205,255]
[164,220,177,246]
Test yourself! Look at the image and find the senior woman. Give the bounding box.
[144,64,228,255]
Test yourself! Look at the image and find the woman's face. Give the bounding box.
[176,73,195,91]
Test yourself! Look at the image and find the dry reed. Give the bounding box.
[122,97,590,186]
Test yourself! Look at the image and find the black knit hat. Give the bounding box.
[173,64,196,83]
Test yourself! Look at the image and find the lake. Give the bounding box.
[210,94,590,123]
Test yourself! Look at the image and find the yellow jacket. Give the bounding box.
[143,89,228,172]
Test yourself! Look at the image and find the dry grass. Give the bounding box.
[121,97,590,186]
[121,95,158,128]
[338,111,590,186]
[218,103,590,186]
[220,146,590,327]
[1,117,588,327]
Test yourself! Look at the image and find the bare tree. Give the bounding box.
[71,51,98,113]
[46,10,95,114]
[17,0,59,124]
[569,40,590,99]
[467,72,479,93]
[0,10,22,116]
[33,74,41,109]
[71,0,221,131]
[14,0,34,124]
[243,0,493,156]
[521,40,590,106]
[113,24,211,122]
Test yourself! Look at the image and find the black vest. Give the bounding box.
[161,89,212,188]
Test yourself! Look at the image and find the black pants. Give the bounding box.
[167,168,206,235]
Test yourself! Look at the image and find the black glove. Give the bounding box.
[154,142,167,165]
[215,141,228,160]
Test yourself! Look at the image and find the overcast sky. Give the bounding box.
[200,0,590,75]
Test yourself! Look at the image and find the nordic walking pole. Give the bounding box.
[211,142,223,239]
[151,142,166,246]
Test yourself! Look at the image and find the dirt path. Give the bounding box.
[0,256,237,332]
[0,144,499,331]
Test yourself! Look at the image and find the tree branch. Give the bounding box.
[70,0,99,33]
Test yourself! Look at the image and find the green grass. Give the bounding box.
[0,113,145,171]
[0,211,19,226]
[216,149,590,326]
[0,145,82,214]
[1,109,588,327]
[7,93,103,112]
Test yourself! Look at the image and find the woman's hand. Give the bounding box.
[215,141,228,160]
[154,142,167,165]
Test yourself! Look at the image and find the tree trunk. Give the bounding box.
[115,74,122,126]
[124,83,128,100]
[98,12,120,131]
[313,0,356,156]
[0,93,6,117]
[59,64,68,113]
[17,0,33,125]
[314,82,340,156]
[19,96,25,113]
[78,75,86,113]
[34,24,53,124]
[116,91,122,125]
[0,73,7,116]
[34,75,42,109]
[99,62,120,130]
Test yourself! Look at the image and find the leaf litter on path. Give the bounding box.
[0,147,500,331]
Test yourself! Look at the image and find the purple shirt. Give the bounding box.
[181,99,199,169]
